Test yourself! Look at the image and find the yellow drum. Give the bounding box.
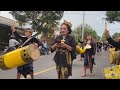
[109,48,115,52]
[76,44,91,54]
[115,51,120,65]
[76,45,80,53]
[104,65,120,79]
[0,44,40,70]
[79,44,91,54]
[108,48,116,64]
[76,45,86,54]
[79,47,86,54]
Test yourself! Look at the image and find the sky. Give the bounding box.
[0,11,120,37]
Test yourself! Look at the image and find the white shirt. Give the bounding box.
[43,42,48,48]
[9,39,20,47]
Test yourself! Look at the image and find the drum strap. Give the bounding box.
[2,32,40,55]
[20,32,40,47]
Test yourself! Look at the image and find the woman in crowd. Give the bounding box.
[51,20,76,79]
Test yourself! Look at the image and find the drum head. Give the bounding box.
[28,44,40,61]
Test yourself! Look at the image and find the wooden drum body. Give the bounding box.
[0,44,40,70]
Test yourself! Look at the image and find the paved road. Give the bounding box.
[0,50,111,79]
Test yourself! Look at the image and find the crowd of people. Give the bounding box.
[1,19,120,79]
[5,26,49,79]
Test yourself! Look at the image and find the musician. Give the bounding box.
[114,36,120,51]
[11,25,42,79]
[82,33,96,77]
[105,30,120,49]
[51,20,76,79]
[96,41,102,55]
[9,35,20,49]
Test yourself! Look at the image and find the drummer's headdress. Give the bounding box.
[25,28,33,34]
[61,20,72,34]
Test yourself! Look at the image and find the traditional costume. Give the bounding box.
[13,31,42,78]
[51,21,76,79]
[83,39,96,69]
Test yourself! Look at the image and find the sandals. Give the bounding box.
[82,75,86,77]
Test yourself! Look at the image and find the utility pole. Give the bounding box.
[82,11,85,40]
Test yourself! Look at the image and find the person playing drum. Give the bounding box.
[82,33,96,77]
[105,30,120,49]
[11,25,42,79]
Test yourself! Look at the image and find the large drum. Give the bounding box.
[115,51,120,65]
[76,44,91,54]
[0,44,40,70]
[108,48,120,65]
[108,48,116,64]
[104,65,120,79]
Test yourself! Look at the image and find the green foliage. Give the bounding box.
[96,35,101,41]
[101,32,107,42]
[72,24,99,42]
[10,11,64,36]
[112,32,120,39]
[106,11,120,23]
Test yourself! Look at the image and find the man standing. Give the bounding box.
[11,25,42,79]
[42,40,49,55]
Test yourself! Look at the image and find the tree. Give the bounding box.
[10,11,64,36]
[72,24,99,42]
[71,25,82,42]
[101,32,107,42]
[96,35,101,41]
[112,32,120,40]
[106,11,120,23]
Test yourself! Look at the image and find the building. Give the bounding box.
[0,16,19,27]
[0,16,23,51]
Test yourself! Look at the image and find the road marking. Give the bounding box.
[21,59,79,79]
[34,67,56,75]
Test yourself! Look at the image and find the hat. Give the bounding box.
[64,20,72,28]
[62,20,72,34]
[25,28,33,33]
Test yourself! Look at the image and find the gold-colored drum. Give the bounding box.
[76,45,80,53]
[104,65,120,79]
[0,44,40,70]
[115,51,120,65]
[76,45,86,54]
[76,44,91,54]
[109,51,116,64]
[108,48,116,64]
[79,47,86,54]
[108,48,120,65]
